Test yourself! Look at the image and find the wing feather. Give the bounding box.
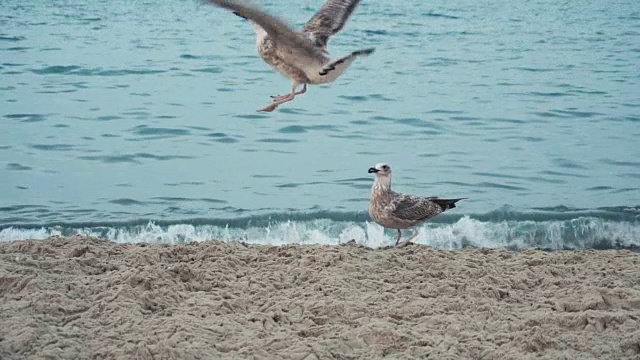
[388,194,443,222]
[303,0,363,48]
[206,0,325,63]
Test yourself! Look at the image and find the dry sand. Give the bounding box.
[1,236,639,360]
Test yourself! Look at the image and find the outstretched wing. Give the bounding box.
[205,0,325,62]
[388,194,445,222]
[303,0,363,48]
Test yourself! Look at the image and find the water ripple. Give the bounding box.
[151,197,227,204]
[78,153,194,164]
[600,159,640,167]
[423,12,460,20]
[6,163,31,171]
[0,35,26,42]
[109,198,146,206]
[539,170,588,178]
[29,144,75,151]
[278,124,340,134]
[476,182,528,191]
[4,113,47,122]
[31,65,166,76]
[206,132,239,143]
[258,138,299,143]
[396,117,446,130]
[552,158,588,170]
[192,66,223,74]
[129,125,190,137]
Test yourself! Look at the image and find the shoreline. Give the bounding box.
[1,236,639,359]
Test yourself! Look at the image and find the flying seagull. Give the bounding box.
[368,163,466,247]
[205,0,375,112]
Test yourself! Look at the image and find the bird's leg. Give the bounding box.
[396,228,418,248]
[406,228,419,242]
[258,93,293,112]
[271,84,307,102]
[259,84,305,112]
[395,229,402,246]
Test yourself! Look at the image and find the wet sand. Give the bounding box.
[1,235,639,359]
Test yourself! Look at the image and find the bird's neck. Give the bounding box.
[252,23,268,39]
[372,176,392,194]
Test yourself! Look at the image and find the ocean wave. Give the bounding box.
[1,209,639,251]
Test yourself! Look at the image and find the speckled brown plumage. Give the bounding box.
[368,163,466,246]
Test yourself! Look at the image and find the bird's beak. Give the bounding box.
[232,11,248,20]
[368,167,378,174]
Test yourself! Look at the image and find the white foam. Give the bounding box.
[1,216,639,250]
[0,227,61,242]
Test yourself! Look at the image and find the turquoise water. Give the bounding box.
[1,0,639,249]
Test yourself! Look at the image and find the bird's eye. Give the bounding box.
[382,166,388,170]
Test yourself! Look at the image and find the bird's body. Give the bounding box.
[206,0,374,112]
[368,163,466,247]
[256,35,320,85]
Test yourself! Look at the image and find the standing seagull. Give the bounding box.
[368,163,466,247]
[205,0,375,112]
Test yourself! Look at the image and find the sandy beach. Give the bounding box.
[0,236,639,359]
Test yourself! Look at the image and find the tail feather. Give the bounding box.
[318,47,375,77]
[430,197,467,211]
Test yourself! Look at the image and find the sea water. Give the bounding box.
[1,0,639,249]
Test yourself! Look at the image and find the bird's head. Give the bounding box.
[368,163,392,177]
